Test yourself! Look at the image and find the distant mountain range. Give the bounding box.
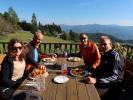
[60,24,133,40]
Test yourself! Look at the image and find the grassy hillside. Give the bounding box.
[0,31,71,43]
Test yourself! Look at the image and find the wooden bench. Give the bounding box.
[0,54,6,64]
[0,54,6,70]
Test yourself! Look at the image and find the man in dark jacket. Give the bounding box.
[25,31,47,72]
[84,36,124,84]
[26,31,44,62]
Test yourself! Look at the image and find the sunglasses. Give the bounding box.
[80,37,87,41]
[100,42,111,46]
[12,46,22,51]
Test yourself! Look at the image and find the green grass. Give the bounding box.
[0,31,72,53]
[0,31,71,43]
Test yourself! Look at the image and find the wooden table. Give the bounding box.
[43,57,100,100]
[14,57,100,100]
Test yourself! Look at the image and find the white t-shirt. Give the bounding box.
[12,59,25,81]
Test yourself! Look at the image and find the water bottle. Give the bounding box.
[64,51,68,57]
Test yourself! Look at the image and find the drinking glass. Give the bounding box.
[61,64,68,76]
[63,51,68,57]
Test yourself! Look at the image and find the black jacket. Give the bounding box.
[0,55,39,88]
[26,41,41,63]
[96,49,124,84]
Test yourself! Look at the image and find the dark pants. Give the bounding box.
[95,81,123,100]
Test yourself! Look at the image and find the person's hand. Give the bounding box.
[38,65,47,72]
[51,53,57,61]
[89,76,96,84]
[92,65,97,69]
[84,76,96,84]
[51,53,57,58]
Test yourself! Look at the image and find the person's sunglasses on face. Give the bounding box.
[100,42,111,46]
[12,46,22,51]
[80,37,87,41]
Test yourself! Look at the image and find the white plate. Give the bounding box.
[53,75,69,83]
[42,58,56,62]
[44,62,54,65]
[28,74,36,80]
[67,57,81,62]
[28,76,36,80]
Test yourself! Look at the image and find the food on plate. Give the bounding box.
[70,68,84,76]
[42,58,51,62]
[51,57,57,61]
[42,57,56,62]
[67,57,81,62]
[30,68,45,78]
[51,53,57,58]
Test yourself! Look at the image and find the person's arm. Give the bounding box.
[25,55,39,67]
[25,55,46,71]
[98,52,122,83]
[92,44,101,69]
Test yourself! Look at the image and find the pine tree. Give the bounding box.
[31,13,38,34]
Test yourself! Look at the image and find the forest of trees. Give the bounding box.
[0,7,18,33]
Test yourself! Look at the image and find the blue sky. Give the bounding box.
[0,0,133,26]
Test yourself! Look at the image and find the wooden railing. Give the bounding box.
[0,42,81,56]
[0,42,132,61]
[39,43,80,55]
[0,42,8,54]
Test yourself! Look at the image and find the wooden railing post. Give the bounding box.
[43,43,46,53]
